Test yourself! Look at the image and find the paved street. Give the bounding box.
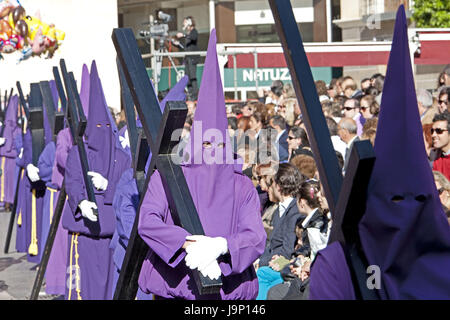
[0,208,63,300]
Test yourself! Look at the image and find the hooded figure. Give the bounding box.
[309,6,450,300]
[137,29,266,300]
[23,85,53,264]
[110,75,188,300]
[0,95,20,205]
[62,61,130,300]
[45,64,90,296]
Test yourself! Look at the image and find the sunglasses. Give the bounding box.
[344,107,355,111]
[439,100,448,105]
[431,128,449,135]
[438,187,445,195]
[287,136,297,140]
[360,106,368,111]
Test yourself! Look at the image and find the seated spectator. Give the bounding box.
[423,123,434,161]
[286,126,313,160]
[431,112,450,180]
[342,98,363,136]
[269,115,289,162]
[361,117,378,146]
[438,87,450,114]
[432,170,450,224]
[364,85,379,97]
[256,163,305,270]
[360,78,371,92]
[417,89,436,124]
[325,116,347,160]
[266,179,330,300]
[341,76,363,99]
[360,95,379,121]
[227,117,238,138]
[290,154,317,180]
[338,117,360,174]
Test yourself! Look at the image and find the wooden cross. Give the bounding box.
[268,0,379,299]
[112,27,222,299]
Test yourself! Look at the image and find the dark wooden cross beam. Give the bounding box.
[29,69,69,300]
[28,83,46,166]
[7,88,13,108]
[112,27,222,299]
[39,81,65,142]
[268,0,379,299]
[59,59,98,219]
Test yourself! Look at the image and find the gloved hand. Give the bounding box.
[26,164,40,182]
[119,130,130,149]
[198,260,222,280]
[0,137,5,146]
[78,200,98,222]
[87,171,108,191]
[184,235,228,272]
[18,148,23,159]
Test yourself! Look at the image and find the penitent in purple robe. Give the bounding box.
[45,64,89,295]
[13,131,27,253]
[45,128,72,295]
[110,75,188,300]
[309,6,450,300]
[62,61,131,300]
[137,30,266,300]
[358,6,450,300]
[0,95,20,204]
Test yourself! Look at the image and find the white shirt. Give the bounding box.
[279,197,294,218]
[331,135,347,160]
[275,129,286,144]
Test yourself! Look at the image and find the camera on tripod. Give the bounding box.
[139,10,173,41]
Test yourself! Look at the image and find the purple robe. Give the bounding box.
[110,168,152,300]
[0,95,20,204]
[45,128,72,295]
[62,60,131,300]
[309,242,356,300]
[38,142,56,262]
[137,31,266,300]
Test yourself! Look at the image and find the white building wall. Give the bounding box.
[0,0,120,111]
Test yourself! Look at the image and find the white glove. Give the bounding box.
[0,137,5,146]
[78,200,98,222]
[18,148,23,159]
[26,164,40,182]
[198,260,222,280]
[87,171,108,191]
[184,235,228,272]
[119,129,130,149]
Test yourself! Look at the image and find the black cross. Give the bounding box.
[29,78,67,300]
[112,28,222,299]
[269,0,379,299]
[28,83,45,166]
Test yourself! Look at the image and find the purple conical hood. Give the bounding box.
[185,29,234,166]
[359,5,450,299]
[80,63,90,117]
[160,75,188,111]
[86,60,115,178]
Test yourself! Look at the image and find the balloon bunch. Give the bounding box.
[0,0,65,63]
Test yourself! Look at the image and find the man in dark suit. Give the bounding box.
[338,117,360,174]
[269,115,289,162]
[255,163,305,299]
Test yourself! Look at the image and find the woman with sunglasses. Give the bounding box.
[432,170,450,225]
[438,88,450,114]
